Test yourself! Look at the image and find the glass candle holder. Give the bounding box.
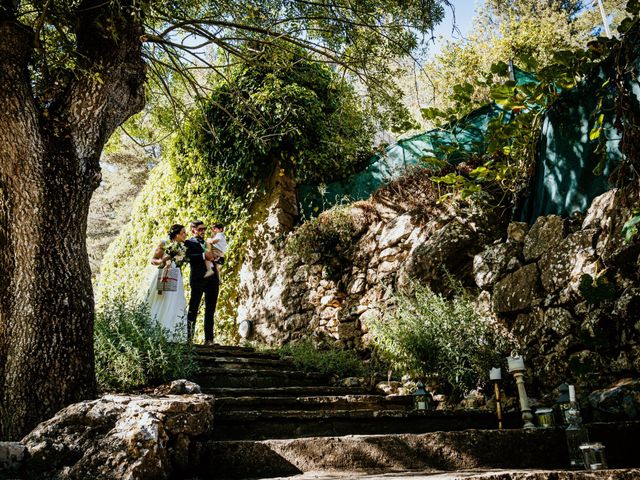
[535,408,555,428]
[579,443,608,470]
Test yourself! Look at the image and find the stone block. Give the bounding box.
[492,263,541,313]
[377,214,413,249]
[538,229,598,294]
[586,378,640,421]
[348,276,366,295]
[523,215,566,261]
[473,241,522,289]
[507,221,529,243]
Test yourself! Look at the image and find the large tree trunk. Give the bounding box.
[0,2,146,439]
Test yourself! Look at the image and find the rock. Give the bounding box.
[0,442,26,477]
[538,229,598,295]
[457,390,486,409]
[613,287,640,318]
[586,378,640,421]
[492,263,541,313]
[400,220,478,287]
[348,275,366,294]
[377,260,397,274]
[375,381,403,395]
[582,189,617,231]
[337,321,358,339]
[507,222,529,243]
[379,246,402,259]
[473,242,522,289]
[22,393,214,480]
[544,307,575,337]
[338,377,366,388]
[377,214,413,249]
[153,379,202,396]
[523,215,566,261]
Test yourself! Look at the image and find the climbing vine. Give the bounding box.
[421,1,640,225]
[97,46,374,341]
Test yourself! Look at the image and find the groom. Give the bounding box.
[185,220,220,344]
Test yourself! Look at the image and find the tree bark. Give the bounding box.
[0,1,146,439]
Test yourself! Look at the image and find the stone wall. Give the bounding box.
[236,183,640,392]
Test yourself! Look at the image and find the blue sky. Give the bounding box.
[428,0,483,56]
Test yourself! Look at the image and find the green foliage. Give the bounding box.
[97,158,252,343]
[578,273,617,305]
[622,211,640,242]
[285,205,359,270]
[423,11,640,207]
[94,299,197,391]
[174,45,374,189]
[370,283,512,399]
[278,339,365,378]
[8,0,448,128]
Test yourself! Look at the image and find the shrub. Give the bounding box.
[94,299,197,391]
[370,283,512,400]
[285,206,358,268]
[278,339,365,378]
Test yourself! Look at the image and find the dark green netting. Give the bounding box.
[298,103,505,218]
[297,68,535,218]
[517,52,640,222]
[298,59,638,222]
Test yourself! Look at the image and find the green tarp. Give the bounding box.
[518,51,640,222]
[299,50,640,223]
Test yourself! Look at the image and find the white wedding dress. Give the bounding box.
[144,260,187,341]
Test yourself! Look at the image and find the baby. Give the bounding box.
[204,223,227,278]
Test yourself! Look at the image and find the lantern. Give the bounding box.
[413,382,433,412]
[555,383,572,425]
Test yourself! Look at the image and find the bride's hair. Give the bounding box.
[168,224,185,240]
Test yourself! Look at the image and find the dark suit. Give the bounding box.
[185,237,219,342]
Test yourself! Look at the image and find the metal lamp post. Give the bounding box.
[507,354,535,429]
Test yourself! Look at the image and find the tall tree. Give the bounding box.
[0,0,446,439]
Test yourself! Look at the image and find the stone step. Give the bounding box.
[190,422,640,478]
[214,394,413,413]
[209,409,522,440]
[194,355,293,371]
[193,368,331,389]
[192,344,281,360]
[190,429,570,479]
[201,385,372,397]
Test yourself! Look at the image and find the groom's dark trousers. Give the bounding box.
[185,237,220,342]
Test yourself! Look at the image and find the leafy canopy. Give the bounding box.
[5,0,449,131]
[171,44,374,190]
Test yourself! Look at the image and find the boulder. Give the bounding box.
[507,221,529,243]
[586,378,640,421]
[492,263,541,313]
[538,229,598,295]
[153,379,202,395]
[377,214,413,249]
[399,220,478,288]
[22,393,214,480]
[523,215,566,261]
[473,241,522,289]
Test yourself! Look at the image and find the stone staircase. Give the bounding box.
[188,344,640,480]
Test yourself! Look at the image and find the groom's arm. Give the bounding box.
[186,241,215,261]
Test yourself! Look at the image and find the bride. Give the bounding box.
[145,224,188,340]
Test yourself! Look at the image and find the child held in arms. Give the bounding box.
[204,223,227,278]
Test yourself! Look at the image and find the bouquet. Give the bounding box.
[164,241,187,267]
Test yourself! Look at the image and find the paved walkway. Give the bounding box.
[266,468,639,480]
